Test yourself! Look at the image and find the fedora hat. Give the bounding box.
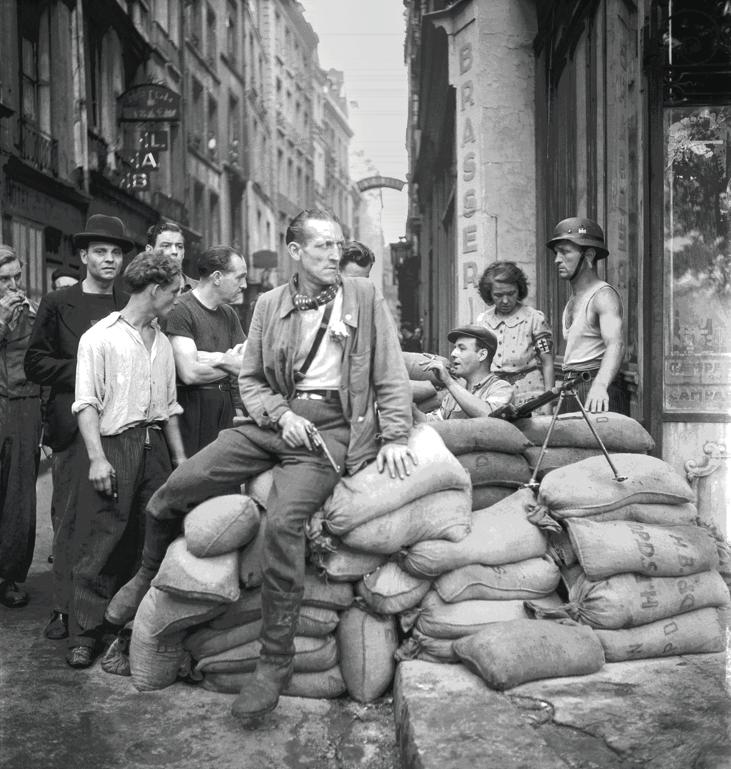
[73,214,135,252]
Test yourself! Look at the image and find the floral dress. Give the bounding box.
[476,303,553,405]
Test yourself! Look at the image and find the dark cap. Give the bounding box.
[447,324,498,356]
[51,266,78,283]
[546,217,608,258]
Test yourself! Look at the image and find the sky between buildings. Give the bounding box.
[300,0,410,244]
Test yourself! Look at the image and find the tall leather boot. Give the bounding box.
[104,516,179,626]
[231,587,302,722]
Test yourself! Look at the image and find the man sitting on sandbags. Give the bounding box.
[414,325,513,421]
[104,207,415,724]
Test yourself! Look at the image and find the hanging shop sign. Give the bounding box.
[118,84,181,122]
[356,175,406,193]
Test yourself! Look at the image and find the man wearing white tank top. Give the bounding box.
[546,217,625,413]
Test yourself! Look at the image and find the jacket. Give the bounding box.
[238,276,411,474]
[24,282,128,450]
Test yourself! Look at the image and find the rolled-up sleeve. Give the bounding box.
[72,332,104,414]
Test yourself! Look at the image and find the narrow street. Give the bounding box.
[0,463,400,769]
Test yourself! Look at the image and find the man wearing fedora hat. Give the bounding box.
[25,214,133,640]
[546,216,625,413]
[420,324,513,420]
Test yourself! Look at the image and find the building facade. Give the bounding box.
[0,0,366,320]
[405,0,731,521]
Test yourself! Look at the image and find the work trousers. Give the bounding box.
[147,398,348,597]
[69,426,172,648]
[176,387,235,458]
[558,369,624,414]
[50,432,87,613]
[0,396,41,583]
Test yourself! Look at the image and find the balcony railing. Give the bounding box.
[152,190,188,225]
[19,118,59,176]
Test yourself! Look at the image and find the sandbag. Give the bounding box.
[409,590,562,640]
[585,501,698,526]
[400,488,546,579]
[356,562,431,614]
[562,569,730,629]
[546,527,577,567]
[129,587,217,691]
[312,544,387,582]
[195,634,338,674]
[152,537,240,603]
[516,412,655,452]
[594,607,726,661]
[537,454,695,518]
[245,469,274,510]
[185,620,262,660]
[471,485,514,511]
[435,557,560,602]
[403,351,451,385]
[337,605,398,703]
[209,575,353,630]
[238,511,267,588]
[323,425,471,535]
[453,619,605,690]
[523,447,603,480]
[395,630,458,664]
[341,489,471,554]
[203,665,347,698]
[566,519,720,580]
[429,417,531,455]
[183,494,260,557]
[457,451,531,488]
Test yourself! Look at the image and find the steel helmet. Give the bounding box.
[546,217,608,258]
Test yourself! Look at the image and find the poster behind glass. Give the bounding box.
[664,106,731,415]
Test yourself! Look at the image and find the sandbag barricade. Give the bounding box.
[535,450,729,663]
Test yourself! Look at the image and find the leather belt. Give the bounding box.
[177,381,232,392]
[293,389,339,402]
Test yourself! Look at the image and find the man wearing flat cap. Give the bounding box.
[25,214,133,642]
[421,324,514,420]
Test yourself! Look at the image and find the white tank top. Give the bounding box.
[562,282,621,369]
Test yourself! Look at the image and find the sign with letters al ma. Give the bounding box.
[118,84,181,122]
[356,176,406,193]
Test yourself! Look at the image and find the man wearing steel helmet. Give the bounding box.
[547,217,625,413]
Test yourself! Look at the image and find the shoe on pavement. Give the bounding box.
[44,611,68,640]
[0,580,29,608]
[101,632,131,677]
[66,646,95,669]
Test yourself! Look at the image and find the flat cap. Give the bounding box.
[447,324,498,356]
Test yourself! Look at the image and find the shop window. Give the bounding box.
[11,219,44,303]
[659,0,731,415]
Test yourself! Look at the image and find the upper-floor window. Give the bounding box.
[185,0,203,49]
[226,0,237,65]
[206,4,217,67]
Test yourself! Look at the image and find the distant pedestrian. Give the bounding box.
[66,251,186,669]
[25,214,132,640]
[0,245,41,608]
[146,221,196,292]
[476,261,554,408]
[166,245,248,456]
[546,217,625,412]
[339,240,375,278]
[50,266,79,291]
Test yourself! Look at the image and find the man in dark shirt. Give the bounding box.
[165,245,248,456]
[145,221,197,292]
[25,214,132,639]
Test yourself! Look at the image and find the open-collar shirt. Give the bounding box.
[73,311,182,436]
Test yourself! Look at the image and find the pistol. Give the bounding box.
[305,424,341,474]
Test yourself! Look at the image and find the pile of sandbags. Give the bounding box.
[394,487,561,665]
[516,411,654,482]
[531,453,729,662]
[430,417,533,510]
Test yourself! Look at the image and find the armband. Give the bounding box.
[533,334,553,355]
